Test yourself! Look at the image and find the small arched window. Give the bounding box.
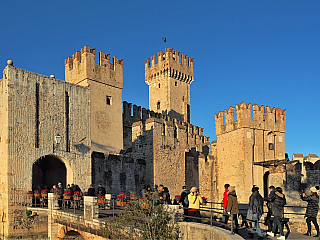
[157,101,161,110]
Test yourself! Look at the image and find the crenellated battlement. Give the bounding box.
[215,102,286,136]
[145,47,194,85]
[65,45,123,88]
[123,101,210,145]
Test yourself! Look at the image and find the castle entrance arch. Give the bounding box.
[32,155,72,189]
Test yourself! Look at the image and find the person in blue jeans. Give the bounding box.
[248,186,264,239]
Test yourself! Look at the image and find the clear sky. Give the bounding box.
[0,1,319,158]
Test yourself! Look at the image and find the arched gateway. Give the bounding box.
[32,155,72,189]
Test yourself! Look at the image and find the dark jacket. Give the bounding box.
[249,191,264,215]
[180,189,190,207]
[272,191,286,217]
[87,187,95,196]
[57,186,64,196]
[301,193,319,218]
[97,186,106,195]
[227,190,239,214]
[264,189,275,212]
[163,188,171,204]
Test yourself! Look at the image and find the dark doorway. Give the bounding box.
[263,171,270,198]
[32,155,66,190]
[62,230,84,239]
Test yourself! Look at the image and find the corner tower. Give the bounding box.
[214,102,286,202]
[65,45,123,152]
[145,47,194,123]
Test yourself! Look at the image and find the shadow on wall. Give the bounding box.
[74,143,90,154]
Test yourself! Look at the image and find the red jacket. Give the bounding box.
[223,189,228,209]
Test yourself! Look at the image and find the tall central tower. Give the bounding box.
[145,47,194,123]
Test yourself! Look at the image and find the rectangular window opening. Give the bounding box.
[106,96,112,105]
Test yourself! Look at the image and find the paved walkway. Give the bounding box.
[238,227,320,240]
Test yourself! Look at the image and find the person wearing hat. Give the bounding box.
[227,186,239,233]
[248,186,263,239]
[300,186,319,237]
[267,187,286,240]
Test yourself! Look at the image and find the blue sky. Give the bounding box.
[0,1,319,158]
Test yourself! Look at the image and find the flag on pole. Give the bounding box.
[162,36,166,43]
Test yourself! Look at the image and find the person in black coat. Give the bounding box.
[87,184,95,196]
[248,186,264,239]
[300,186,319,237]
[97,184,106,195]
[264,185,275,232]
[267,187,286,240]
[163,187,171,204]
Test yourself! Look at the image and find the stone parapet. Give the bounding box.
[215,102,286,136]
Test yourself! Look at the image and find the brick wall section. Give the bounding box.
[0,65,91,238]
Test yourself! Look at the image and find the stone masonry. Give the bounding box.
[0,45,294,238]
[0,63,91,238]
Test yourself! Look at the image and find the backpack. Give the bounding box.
[183,190,190,206]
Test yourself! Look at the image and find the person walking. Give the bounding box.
[300,186,319,237]
[227,186,239,233]
[264,186,275,233]
[267,187,286,240]
[248,186,264,239]
[222,183,230,224]
[188,187,203,222]
[179,186,190,221]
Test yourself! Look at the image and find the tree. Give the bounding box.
[103,193,179,239]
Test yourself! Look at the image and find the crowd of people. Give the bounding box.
[35,181,320,238]
[221,183,319,239]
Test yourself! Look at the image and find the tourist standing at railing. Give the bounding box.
[248,186,264,239]
[222,183,230,224]
[264,185,275,233]
[50,185,57,193]
[188,187,203,223]
[179,186,190,221]
[163,187,171,204]
[87,184,95,196]
[57,182,64,208]
[97,184,106,196]
[227,186,239,234]
[267,187,286,240]
[300,186,319,237]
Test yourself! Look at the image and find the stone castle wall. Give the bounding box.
[66,45,124,153]
[130,111,210,197]
[0,65,92,237]
[91,152,146,196]
[213,102,286,203]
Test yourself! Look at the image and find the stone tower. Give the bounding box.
[65,45,123,152]
[214,102,286,202]
[145,47,194,123]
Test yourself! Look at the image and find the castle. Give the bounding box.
[0,45,292,238]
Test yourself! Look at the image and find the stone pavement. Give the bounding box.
[238,228,320,240]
